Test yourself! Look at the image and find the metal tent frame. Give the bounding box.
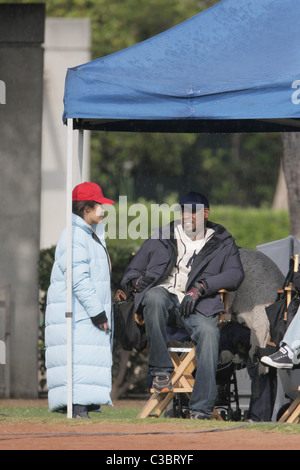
[63,0,300,418]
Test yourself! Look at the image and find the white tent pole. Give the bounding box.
[78,128,84,182]
[66,118,74,419]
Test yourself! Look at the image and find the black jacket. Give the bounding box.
[121,220,245,317]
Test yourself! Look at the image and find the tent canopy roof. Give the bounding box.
[63,0,300,133]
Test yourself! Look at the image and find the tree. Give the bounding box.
[281,133,300,238]
[272,160,288,210]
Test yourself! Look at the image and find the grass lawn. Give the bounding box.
[0,401,299,434]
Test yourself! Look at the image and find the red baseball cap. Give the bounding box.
[72,182,114,205]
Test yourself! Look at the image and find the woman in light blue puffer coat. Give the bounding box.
[45,182,114,418]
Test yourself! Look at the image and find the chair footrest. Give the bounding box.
[150,388,173,394]
[168,347,193,353]
[150,387,193,394]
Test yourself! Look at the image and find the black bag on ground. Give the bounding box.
[113,291,147,352]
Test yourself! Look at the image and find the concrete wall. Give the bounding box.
[0,4,45,397]
[0,11,91,398]
[40,18,91,250]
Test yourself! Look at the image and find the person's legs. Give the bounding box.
[142,287,220,417]
[142,286,180,377]
[182,312,220,418]
[261,309,300,369]
[282,308,300,353]
[247,359,277,422]
[73,405,89,419]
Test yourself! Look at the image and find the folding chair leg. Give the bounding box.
[137,391,175,418]
[278,392,300,423]
[170,349,196,387]
[137,348,196,419]
[212,408,223,421]
[136,392,161,419]
[137,347,223,420]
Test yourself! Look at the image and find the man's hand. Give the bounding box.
[180,284,204,318]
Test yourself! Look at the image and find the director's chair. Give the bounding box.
[277,255,300,423]
[268,254,300,424]
[278,386,300,423]
[137,290,230,419]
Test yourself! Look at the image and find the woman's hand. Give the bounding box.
[98,322,111,333]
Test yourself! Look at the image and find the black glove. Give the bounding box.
[134,275,155,293]
[91,310,108,327]
[180,284,204,318]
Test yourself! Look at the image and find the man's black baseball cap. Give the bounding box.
[179,191,209,209]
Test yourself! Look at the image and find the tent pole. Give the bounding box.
[66,118,73,419]
[78,128,84,182]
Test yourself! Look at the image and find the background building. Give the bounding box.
[41,17,91,250]
[0,5,91,397]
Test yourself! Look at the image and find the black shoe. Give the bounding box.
[152,375,173,393]
[73,405,90,419]
[190,411,211,420]
[261,346,293,369]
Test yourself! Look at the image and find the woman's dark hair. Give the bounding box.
[72,201,97,219]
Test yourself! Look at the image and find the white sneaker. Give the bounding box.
[261,347,293,369]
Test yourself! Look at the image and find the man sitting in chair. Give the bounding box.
[121,192,245,420]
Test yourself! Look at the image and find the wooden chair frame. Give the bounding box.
[279,387,300,423]
[137,290,230,419]
[277,255,300,423]
[137,347,195,419]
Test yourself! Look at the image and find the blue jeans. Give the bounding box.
[282,306,300,353]
[142,286,220,417]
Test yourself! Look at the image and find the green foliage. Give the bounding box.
[211,206,290,250]
[38,246,56,293]
[196,133,282,206]
[105,203,290,252]
[107,239,138,293]
[45,0,203,59]
[42,0,283,206]
[38,246,56,393]
[91,131,282,206]
[4,0,283,205]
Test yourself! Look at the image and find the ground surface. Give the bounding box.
[0,399,299,450]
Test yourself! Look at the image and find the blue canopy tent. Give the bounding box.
[63,0,300,133]
[62,0,300,417]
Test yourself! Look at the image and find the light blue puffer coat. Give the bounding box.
[45,214,113,411]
